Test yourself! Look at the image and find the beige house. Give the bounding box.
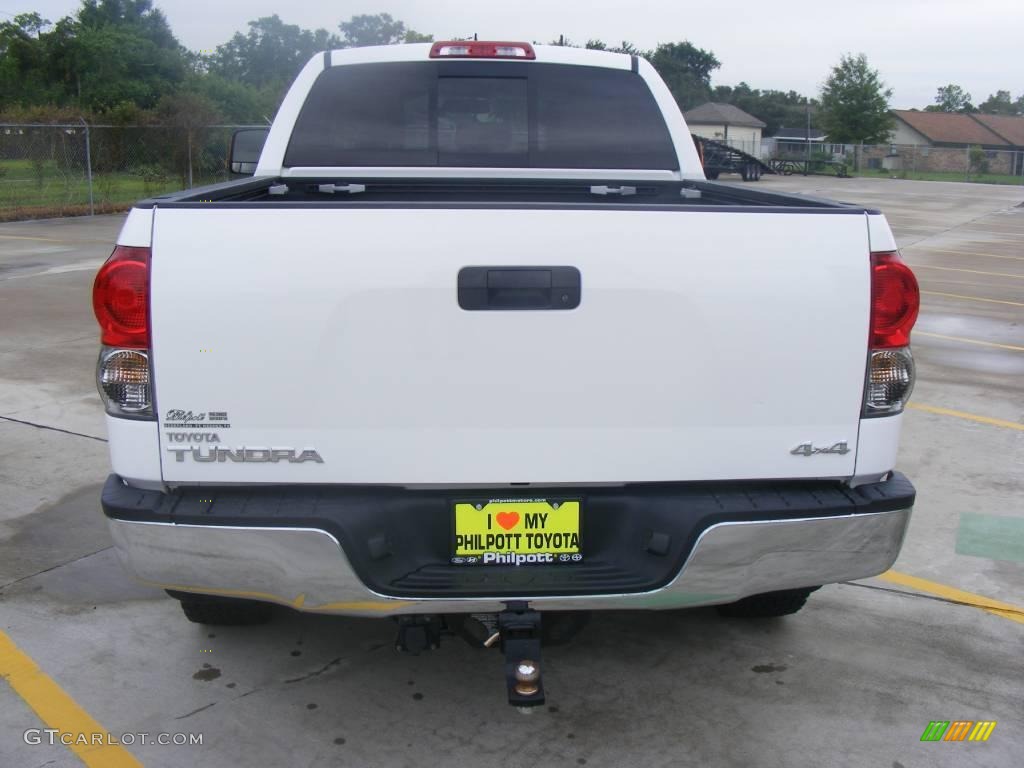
[683,103,766,158]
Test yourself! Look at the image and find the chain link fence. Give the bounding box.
[761,139,1024,184]
[0,123,261,220]
[847,144,1024,184]
[3,124,1023,220]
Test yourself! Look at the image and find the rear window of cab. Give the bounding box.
[284,61,679,170]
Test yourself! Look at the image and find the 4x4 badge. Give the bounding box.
[791,441,850,457]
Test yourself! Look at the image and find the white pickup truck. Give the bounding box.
[95,42,918,705]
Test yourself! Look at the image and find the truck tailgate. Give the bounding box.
[150,206,870,484]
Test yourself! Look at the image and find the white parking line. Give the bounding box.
[1,260,103,281]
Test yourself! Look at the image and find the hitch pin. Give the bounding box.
[484,632,501,648]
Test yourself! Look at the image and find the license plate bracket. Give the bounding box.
[451,498,582,566]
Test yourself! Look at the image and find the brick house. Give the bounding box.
[972,114,1024,174]
[879,111,1024,175]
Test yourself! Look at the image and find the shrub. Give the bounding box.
[968,145,990,175]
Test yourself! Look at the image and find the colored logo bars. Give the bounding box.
[920,721,997,742]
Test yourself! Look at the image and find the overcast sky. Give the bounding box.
[8,0,1024,109]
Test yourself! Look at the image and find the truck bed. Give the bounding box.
[137,176,877,212]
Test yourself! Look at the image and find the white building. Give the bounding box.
[683,103,766,158]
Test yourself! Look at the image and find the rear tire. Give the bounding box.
[705,170,720,180]
[715,587,819,618]
[167,590,274,626]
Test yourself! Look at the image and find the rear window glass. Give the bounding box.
[284,62,678,170]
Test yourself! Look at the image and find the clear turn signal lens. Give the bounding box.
[97,347,153,418]
[863,347,915,416]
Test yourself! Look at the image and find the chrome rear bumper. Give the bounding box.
[107,507,912,616]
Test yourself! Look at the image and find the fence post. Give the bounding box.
[965,146,970,182]
[187,131,193,189]
[80,117,94,216]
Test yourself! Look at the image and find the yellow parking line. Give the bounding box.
[155,580,404,613]
[915,331,1024,352]
[908,264,1024,280]
[907,402,1024,431]
[879,571,1024,625]
[0,630,142,767]
[922,290,1024,307]
[903,246,1024,262]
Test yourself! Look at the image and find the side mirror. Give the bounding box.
[229,128,270,175]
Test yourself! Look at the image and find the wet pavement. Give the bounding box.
[1,176,1021,767]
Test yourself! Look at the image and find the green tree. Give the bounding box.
[339,13,430,47]
[156,90,224,184]
[584,39,641,54]
[818,53,893,144]
[925,84,975,113]
[209,15,340,90]
[188,74,276,123]
[977,90,1019,115]
[77,0,178,49]
[4,0,189,111]
[649,42,720,110]
[0,10,49,38]
[713,82,812,136]
[64,22,185,110]
[0,13,60,105]
[203,12,428,119]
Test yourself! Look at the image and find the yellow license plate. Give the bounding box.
[452,499,582,566]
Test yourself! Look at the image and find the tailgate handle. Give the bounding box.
[458,267,580,311]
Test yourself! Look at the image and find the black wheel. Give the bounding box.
[705,169,719,180]
[715,587,819,618]
[753,165,762,181]
[167,590,274,626]
[741,165,750,181]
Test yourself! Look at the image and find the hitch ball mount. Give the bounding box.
[394,602,548,707]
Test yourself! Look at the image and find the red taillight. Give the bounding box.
[93,245,150,348]
[429,41,536,59]
[870,251,919,348]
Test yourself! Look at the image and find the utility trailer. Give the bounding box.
[768,157,851,178]
[691,134,774,181]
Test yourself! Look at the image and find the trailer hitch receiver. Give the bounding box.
[499,603,544,707]
[395,615,442,654]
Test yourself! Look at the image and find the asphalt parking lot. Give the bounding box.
[1,175,1021,768]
